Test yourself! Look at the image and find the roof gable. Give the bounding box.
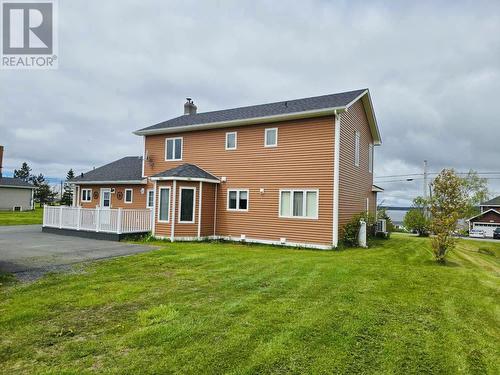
[467,208,500,221]
[134,89,381,145]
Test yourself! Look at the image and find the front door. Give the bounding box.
[99,188,112,229]
[100,188,111,208]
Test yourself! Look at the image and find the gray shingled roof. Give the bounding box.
[136,89,366,133]
[152,164,219,181]
[71,156,143,183]
[0,177,34,188]
[481,196,500,206]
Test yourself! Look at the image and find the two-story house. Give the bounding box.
[70,89,382,249]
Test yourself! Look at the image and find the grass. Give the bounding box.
[0,234,499,374]
[0,206,43,226]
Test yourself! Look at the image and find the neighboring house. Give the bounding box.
[70,89,382,249]
[468,196,500,237]
[0,146,35,211]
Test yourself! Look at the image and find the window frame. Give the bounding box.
[264,127,278,148]
[81,188,92,202]
[279,189,319,220]
[225,131,237,150]
[124,188,133,204]
[354,131,360,167]
[146,189,155,209]
[165,137,183,161]
[178,187,196,224]
[226,189,249,212]
[157,187,171,223]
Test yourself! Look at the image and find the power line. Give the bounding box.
[375,171,500,179]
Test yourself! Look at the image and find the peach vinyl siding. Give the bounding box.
[338,100,375,229]
[76,184,150,209]
[144,116,335,246]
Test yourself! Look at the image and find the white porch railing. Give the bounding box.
[43,206,152,234]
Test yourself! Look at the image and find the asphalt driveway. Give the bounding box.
[0,225,157,280]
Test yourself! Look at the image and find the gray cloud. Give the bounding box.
[1,0,499,204]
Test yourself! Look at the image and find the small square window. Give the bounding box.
[81,189,92,202]
[226,132,237,150]
[265,128,278,147]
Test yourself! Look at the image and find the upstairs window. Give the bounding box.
[81,189,92,202]
[165,137,183,161]
[368,144,374,173]
[227,189,249,211]
[279,189,318,219]
[264,128,278,147]
[225,132,237,150]
[354,131,360,167]
[124,189,133,203]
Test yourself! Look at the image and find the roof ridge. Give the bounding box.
[182,88,367,117]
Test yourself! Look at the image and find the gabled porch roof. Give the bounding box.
[150,163,220,183]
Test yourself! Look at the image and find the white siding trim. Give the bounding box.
[332,113,341,248]
[171,181,176,241]
[197,181,202,237]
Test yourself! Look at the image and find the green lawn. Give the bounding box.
[0,235,499,374]
[0,206,43,226]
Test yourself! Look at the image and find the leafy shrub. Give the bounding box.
[340,212,375,248]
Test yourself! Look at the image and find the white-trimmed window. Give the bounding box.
[179,187,196,223]
[354,131,360,167]
[279,189,318,219]
[165,137,183,161]
[227,189,249,211]
[225,132,237,150]
[81,188,92,202]
[124,189,133,203]
[158,187,170,222]
[264,128,278,147]
[146,189,155,208]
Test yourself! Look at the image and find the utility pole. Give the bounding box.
[423,160,428,217]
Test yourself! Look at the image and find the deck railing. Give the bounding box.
[43,206,152,234]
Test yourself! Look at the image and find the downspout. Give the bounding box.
[171,180,177,242]
[332,111,341,247]
[152,181,157,236]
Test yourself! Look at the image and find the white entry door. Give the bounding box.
[100,188,111,208]
[99,188,112,229]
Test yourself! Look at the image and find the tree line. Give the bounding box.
[13,162,75,207]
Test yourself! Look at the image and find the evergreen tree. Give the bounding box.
[32,174,57,207]
[61,169,75,206]
[13,162,32,182]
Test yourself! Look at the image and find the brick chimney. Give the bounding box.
[0,145,3,178]
[184,98,197,115]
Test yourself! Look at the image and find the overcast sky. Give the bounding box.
[1,0,499,205]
